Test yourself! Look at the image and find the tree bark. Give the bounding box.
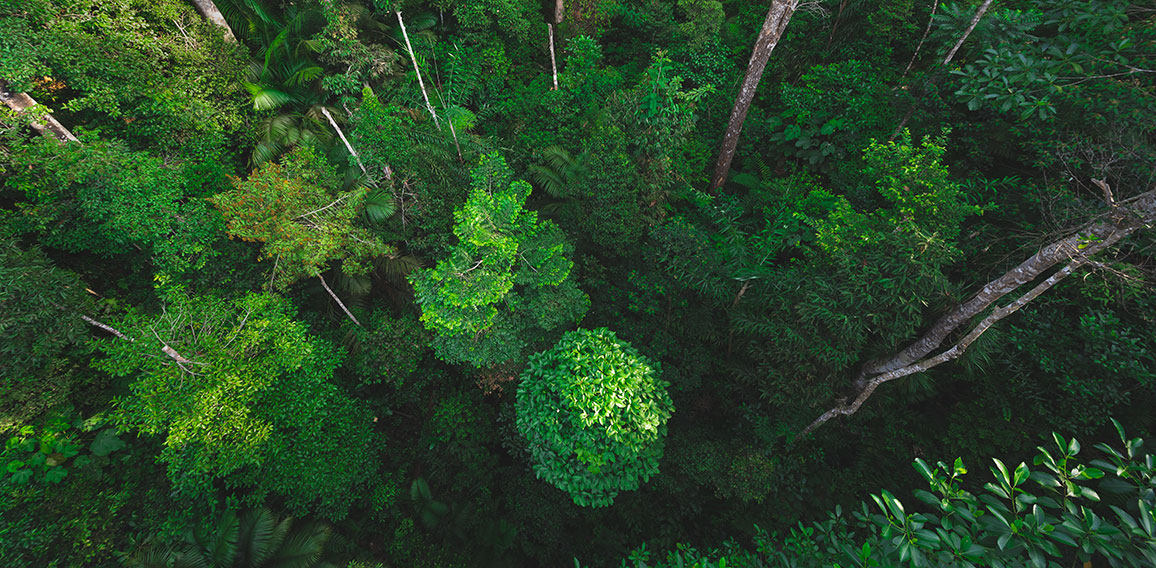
[81,314,199,366]
[189,0,237,42]
[397,11,440,128]
[319,274,362,326]
[708,0,799,193]
[0,82,78,143]
[943,0,993,65]
[801,183,1156,436]
[548,23,560,91]
[320,106,369,176]
[554,0,565,24]
[903,0,940,77]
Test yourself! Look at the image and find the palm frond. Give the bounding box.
[363,189,398,223]
[270,522,331,568]
[252,88,296,111]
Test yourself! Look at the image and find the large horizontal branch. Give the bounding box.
[801,183,1156,436]
[858,189,1156,384]
[801,258,1082,436]
[0,81,78,142]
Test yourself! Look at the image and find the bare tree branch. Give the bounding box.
[188,0,237,42]
[320,106,369,176]
[397,11,440,128]
[800,183,1156,436]
[0,81,78,142]
[548,23,560,91]
[903,0,940,77]
[802,258,1082,436]
[709,0,800,192]
[319,273,362,326]
[81,314,202,368]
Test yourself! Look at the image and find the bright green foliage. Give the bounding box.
[4,137,224,278]
[409,152,588,367]
[516,328,674,507]
[210,146,395,290]
[0,241,92,414]
[94,290,378,519]
[128,507,333,568]
[617,421,1156,567]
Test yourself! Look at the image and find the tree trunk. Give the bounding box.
[0,82,78,142]
[397,11,440,128]
[708,0,799,193]
[319,274,362,326]
[189,0,237,42]
[554,0,565,24]
[801,184,1156,436]
[548,23,560,90]
[903,0,940,77]
[943,0,993,64]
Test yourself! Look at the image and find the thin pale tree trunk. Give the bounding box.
[189,0,237,41]
[801,183,1156,436]
[903,0,940,77]
[548,24,560,90]
[319,274,362,326]
[397,11,440,128]
[708,0,799,192]
[320,107,369,176]
[0,82,78,142]
[943,0,993,64]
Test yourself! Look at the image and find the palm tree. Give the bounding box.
[127,508,333,568]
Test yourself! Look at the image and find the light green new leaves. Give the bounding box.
[410,153,588,367]
[516,328,674,507]
[93,290,377,519]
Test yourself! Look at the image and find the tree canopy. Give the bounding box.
[1,0,1154,565]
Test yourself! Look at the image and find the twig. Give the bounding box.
[903,0,939,77]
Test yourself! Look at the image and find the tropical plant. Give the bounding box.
[210,145,394,292]
[409,152,588,368]
[94,289,378,519]
[613,419,1156,567]
[516,328,675,507]
[128,507,333,568]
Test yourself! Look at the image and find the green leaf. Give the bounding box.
[10,468,33,485]
[44,466,67,484]
[91,429,126,457]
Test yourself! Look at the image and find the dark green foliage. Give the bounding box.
[4,137,224,279]
[0,0,247,162]
[2,1,1155,565]
[129,507,333,568]
[516,328,674,507]
[0,241,92,415]
[343,307,428,388]
[617,422,1156,567]
[1,414,179,568]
